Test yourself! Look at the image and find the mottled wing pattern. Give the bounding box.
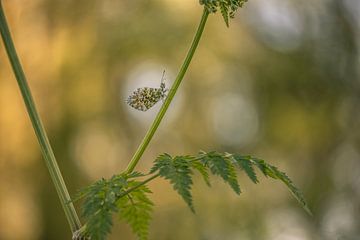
[126,87,166,111]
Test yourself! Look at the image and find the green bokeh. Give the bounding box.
[0,0,359,239]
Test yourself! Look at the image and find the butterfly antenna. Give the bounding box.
[161,70,166,84]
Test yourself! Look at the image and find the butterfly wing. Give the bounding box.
[127,87,164,111]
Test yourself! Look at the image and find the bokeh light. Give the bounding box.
[1,0,359,239]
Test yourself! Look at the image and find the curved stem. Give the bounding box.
[125,9,209,174]
[0,1,82,233]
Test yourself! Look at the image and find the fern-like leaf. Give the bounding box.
[76,150,310,240]
[233,155,258,183]
[79,178,120,240]
[219,2,230,27]
[252,158,312,215]
[199,151,241,194]
[75,173,154,240]
[191,160,211,186]
[117,182,154,240]
[151,154,195,212]
[85,209,113,240]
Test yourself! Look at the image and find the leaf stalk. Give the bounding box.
[119,173,160,198]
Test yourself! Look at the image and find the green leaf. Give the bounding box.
[233,155,258,184]
[219,2,230,27]
[80,178,119,240]
[152,154,195,212]
[77,150,310,240]
[84,209,113,240]
[200,151,241,194]
[76,173,154,240]
[191,160,211,186]
[150,153,172,174]
[117,182,154,240]
[252,158,312,215]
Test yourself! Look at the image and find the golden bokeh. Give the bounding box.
[1,0,359,239]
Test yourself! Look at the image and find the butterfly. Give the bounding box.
[126,71,168,111]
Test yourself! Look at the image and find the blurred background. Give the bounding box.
[0,0,359,239]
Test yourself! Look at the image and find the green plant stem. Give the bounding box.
[0,1,81,233]
[119,173,160,198]
[125,9,209,174]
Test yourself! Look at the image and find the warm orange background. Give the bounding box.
[1,0,359,239]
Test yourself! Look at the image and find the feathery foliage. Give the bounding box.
[190,160,211,187]
[149,151,310,214]
[74,151,310,239]
[251,158,312,215]
[233,155,258,184]
[117,183,153,240]
[74,173,153,240]
[199,0,249,26]
[78,178,115,240]
[199,151,241,194]
[151,154,195,212]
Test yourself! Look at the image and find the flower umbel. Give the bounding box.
[199,0,249,26]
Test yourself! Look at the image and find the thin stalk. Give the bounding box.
[125,9,209,173]
[0,1,81,233]
[119,173,160,198]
